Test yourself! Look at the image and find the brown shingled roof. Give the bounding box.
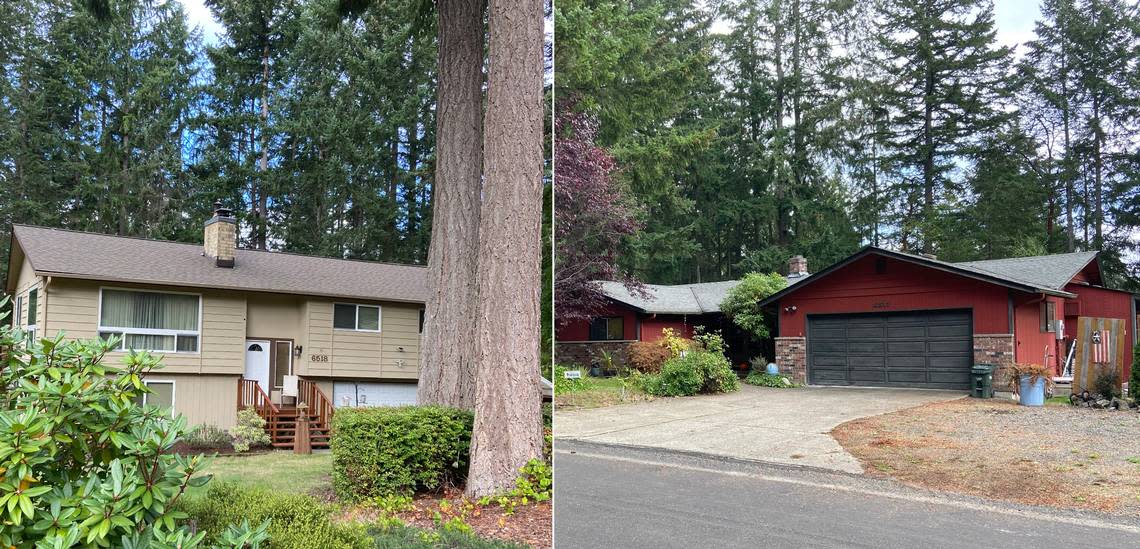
[10,224,427,304]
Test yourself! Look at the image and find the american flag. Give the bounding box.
[1093,330,1112,364]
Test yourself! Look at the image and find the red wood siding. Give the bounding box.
[776,254,1013,337]
[1012,294,1064,370]
[555,303,639,342]
[1063,283,1134,380]
[640,316,695,342]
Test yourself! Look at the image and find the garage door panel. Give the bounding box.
[847,326,885,339]
[888,340,926,354]
[812,327,847,340]
[807,310,972,390]
[886,325,926,338]
[813,341,847,353]
[928,340,970,353]
[847,355,885,368]
[813,355,847,367]
[847,369,887,382]
[930,323,971,337]
[886,370,927,383]
[887,355,926,368]
[848,341,885,354]
[928,355,972,368]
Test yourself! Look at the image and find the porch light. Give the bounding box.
[294,345,303,357]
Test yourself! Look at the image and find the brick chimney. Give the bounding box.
[788,255,808,276]
[203,201,236,268]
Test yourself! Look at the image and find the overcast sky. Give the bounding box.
[182,0,1045,51]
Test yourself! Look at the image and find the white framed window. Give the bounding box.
[132,380,176,411]
[333,303,382,332]
[25,289,37,344]
[98,288,201,353]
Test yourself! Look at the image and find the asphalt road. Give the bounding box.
[554,440,1140,548]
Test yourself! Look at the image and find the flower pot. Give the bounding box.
[1018,375,1046,406]
[765,363,779,375]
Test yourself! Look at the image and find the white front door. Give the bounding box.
[244,340,272,391]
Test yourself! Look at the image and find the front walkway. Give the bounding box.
[554,384,964,473]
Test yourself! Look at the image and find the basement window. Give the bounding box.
[334,303,382,332]
[98,288,200,353]
[589,317,624,341]
[132,380,175,412]
[1040,301,1056,333]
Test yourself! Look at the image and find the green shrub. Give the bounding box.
[542,401,552,429]
[553,364,593,393]
[479,459,552,514]
[185,423,232,449]
[1094,365,1121,399]
[744,372,801,388]
[369,523,527,548]
[1131,342,1140,400]
[0,303,263,548]
[232,408,272,453]
[331,405,473,500]
[644,350,739,397]
[181,483,371,549]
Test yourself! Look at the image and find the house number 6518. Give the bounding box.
[310,354,329,362]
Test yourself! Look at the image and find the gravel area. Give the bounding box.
[832,398,1140,516]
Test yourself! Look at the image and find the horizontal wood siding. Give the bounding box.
[142,374,241,429]
[299,300,421,380]
[42,279,246,375]
[640,315,695,342]
[777,254,1013,337]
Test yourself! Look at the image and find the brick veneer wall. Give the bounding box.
[974,334,1015,388]
[556,341,632,368]
[775,337,807,384]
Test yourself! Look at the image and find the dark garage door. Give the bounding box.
[807,310,973,390]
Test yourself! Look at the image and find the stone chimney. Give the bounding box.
[788,255,808,276]
[203,201,236,268]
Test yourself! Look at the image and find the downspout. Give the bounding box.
[41,276,50,336]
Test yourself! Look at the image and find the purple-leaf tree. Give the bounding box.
[555,100,643,324]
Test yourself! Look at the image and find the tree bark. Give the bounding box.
[417,0,485,410]
[465,0,543,498]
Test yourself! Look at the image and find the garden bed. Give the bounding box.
[832,398,1140,515]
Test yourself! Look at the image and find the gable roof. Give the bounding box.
[9,224,427,304]
[955,251,1099,291]
[599,276,808,315]
[758,246,1094,307]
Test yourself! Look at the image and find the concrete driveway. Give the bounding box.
[555,384,964,473]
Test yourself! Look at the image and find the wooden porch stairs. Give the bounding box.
[238,378,335,450]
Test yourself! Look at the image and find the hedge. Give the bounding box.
[181,483,371,549]
[331,405,474,500]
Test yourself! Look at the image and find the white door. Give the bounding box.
[244,340,272,392]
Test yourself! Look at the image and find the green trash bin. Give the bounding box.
[971,364,995,398]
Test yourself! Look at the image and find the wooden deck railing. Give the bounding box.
[237,378,279,420]
[297,378,334,430]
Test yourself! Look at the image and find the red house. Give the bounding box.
[556,257,812,367]
[759,247,1138,391]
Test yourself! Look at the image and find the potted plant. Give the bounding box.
[1007,363,1053,406]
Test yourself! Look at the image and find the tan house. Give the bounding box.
[5,205,427,447]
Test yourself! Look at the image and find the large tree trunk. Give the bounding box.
[417,0,485,409]
[465,0,543,498]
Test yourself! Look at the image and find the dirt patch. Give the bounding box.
[554,386,654,411]
[833,398,1140,515]
[340,488,551,549]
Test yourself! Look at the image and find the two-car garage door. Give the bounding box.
[807,310,973,390]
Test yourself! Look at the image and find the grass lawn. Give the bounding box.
[554,375,653,410]
[189,451,332,498]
